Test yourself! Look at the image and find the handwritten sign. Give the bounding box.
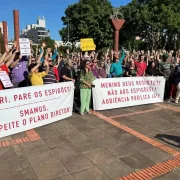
[19,38,31,56]
[0,71,13,88]
[80,38,96,51]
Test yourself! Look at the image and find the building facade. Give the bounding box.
[20,16,50,43]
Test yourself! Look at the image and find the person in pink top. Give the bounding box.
[134,55,147,76]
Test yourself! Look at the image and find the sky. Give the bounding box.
[0,0,131,41]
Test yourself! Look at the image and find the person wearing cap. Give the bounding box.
[79,60,95,115]
[110,49,125,77]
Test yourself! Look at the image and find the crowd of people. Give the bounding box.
[0,41,180,115]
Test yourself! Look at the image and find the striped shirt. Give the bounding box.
[41,66,56,84]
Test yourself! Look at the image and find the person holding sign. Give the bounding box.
[10,40,30,88]
[79,60,96,115]
[0,45,18,90]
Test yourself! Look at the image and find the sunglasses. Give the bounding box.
[48,60,52,62]
[93,62,97,63]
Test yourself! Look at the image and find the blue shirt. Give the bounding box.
[39,49,58,63]
[110,50,125,77]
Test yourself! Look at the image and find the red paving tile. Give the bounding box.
[0,129,41,148]
[118,155,180,180]
[92,111,180,156]
[93,103,180,180]
[156,103,180,112]
[109,107,162,119]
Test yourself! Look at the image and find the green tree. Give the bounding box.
[120,0,180,51]
[59,0,114,50]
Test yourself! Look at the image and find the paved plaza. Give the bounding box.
[0,102,180,180]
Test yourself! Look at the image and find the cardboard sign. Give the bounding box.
[80,38,96,51]
[19,38,31,56]
[0,71,13,88]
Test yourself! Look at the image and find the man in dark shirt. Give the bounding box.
[61,60,75,83]
[61,59,80,112]
[158,54,172,99]
[173,64,180,103]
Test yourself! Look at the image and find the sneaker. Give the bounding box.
[175,100,179,104]
[86,111,92,115]
[80,112,84,116]
[167,97,172,102]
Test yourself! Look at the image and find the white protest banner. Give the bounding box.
[0,82,74,138]
[19,38,31,56]
[92,77,165,110]
[0,71,13,88]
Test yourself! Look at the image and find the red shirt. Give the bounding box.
[0,64,9,90]
[53,67,60,81]
[135,61,147,76]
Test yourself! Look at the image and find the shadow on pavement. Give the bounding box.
[155,134,180,148]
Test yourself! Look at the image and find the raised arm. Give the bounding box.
[0,51,7,63]
[110,63,114,73]
[52,43,58,61]
[39,42,46,62]
[119,49,125,63]
[31,64,41,73]
[37,48,44,64]
[6,50,18,67]
[10,53,21,69]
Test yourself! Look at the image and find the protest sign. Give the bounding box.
[19,38,31,56]
[0,71,13,88]
[80,38,96,51]
[92,77,165,110]
[0,82,74,138]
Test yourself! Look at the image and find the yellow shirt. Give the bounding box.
[29,71,47,86]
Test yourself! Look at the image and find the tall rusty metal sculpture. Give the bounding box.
[13,10,20,46]
[2,21,8,50]
[110,8,125,53]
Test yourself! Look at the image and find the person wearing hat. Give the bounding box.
[79,60,95,115]
[110,49,125,77]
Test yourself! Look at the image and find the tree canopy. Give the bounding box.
[59,0,114,50]
[120,0,180,51]
[59,0,180,51]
